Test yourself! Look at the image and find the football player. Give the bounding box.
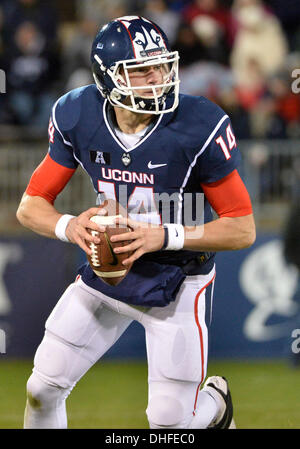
[17,16,256,429]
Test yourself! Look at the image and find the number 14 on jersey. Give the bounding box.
[215,124,236,160]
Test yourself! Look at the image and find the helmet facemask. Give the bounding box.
[93,51,180,114]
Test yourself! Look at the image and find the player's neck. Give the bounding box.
[114,106,155,134]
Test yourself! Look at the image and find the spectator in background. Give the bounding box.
[230,0,288,87]
[62,18,98,91]
[75,0,132,25]
[142,0,181,46]
[164,0,193,13]
[228,0,289,138]
[3,0,58,49]
[232,58,268,138]
[172,22,202,67]
[0,0,61,127]
[172,10,235,114]
[259,70,300,139]
[6,21,60,128]
[264,0,300,52]
[63,1,135,91]
[182,0,235,66]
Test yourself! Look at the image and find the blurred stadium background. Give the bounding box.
[0,0,300,429]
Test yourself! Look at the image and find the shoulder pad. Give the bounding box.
[169,94,228,148]
[53,84,102,132]
[179,94,226,126]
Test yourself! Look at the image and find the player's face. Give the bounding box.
[126,64,166,97]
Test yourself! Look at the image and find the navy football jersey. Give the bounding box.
[48,85,241,306]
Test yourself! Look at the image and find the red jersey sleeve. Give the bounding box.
[26,153,76,204]
[200,169,253,218]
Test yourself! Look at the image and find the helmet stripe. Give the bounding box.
[118,19,136,58]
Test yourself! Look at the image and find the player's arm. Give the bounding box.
[16,154,104,254]
[184,214,255,251]
[17,193,64,239]
[184,169,256,251]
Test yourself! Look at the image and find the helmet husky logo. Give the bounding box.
[121,19,166,58]
[91,16,180,115]
[133,27,165,56]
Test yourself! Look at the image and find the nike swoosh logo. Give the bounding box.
[148,161,167,169]
[103,232,119,266]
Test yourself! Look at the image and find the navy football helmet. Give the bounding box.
[91,16,180,114]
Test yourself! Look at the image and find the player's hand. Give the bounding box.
[65,207,107,255]
[110,216,165,265]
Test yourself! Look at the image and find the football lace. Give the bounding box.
[90,230,100,267]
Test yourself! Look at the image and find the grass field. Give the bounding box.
[0,358,299,429]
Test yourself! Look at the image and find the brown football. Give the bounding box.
[86,199,133,286]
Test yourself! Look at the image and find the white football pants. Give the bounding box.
[24,266,219,428]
